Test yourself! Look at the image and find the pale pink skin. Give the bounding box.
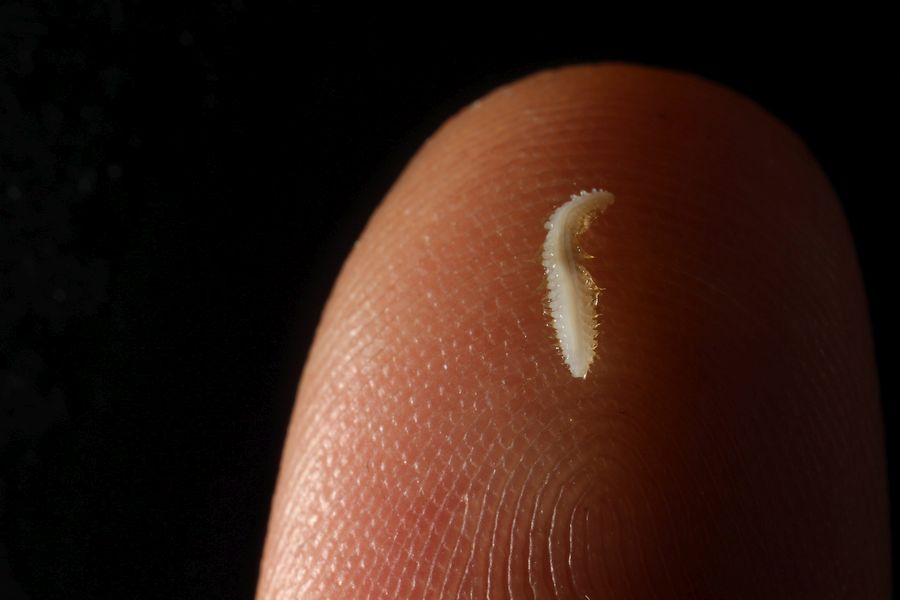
[257,65,889,599]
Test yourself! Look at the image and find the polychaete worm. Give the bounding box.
[542,189,615,378]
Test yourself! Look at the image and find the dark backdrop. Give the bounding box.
[1,5,893,598]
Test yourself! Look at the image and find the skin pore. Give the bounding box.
[257,65,889,599]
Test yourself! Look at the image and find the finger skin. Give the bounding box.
[257,64,889,598]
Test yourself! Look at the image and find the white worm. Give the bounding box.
[542,189,615,378]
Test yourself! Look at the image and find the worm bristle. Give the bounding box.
[541,189,614,378]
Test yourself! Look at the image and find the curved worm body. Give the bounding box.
[542,189,615,378]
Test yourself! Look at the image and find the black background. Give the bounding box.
[1,4,893,599]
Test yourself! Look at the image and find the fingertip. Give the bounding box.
[259,64,888,599]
